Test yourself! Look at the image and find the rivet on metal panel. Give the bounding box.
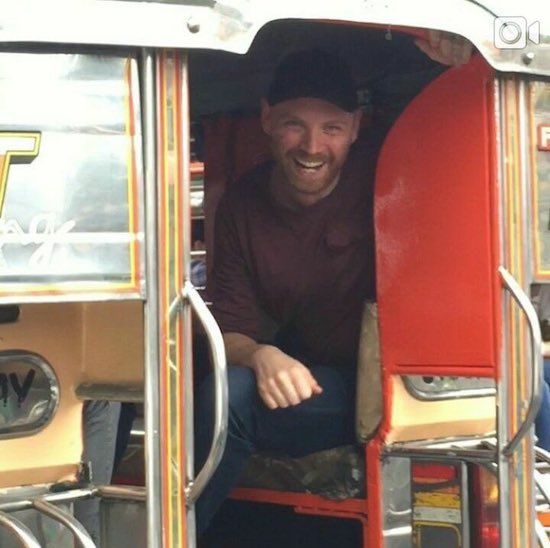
[522,52,535,65]
[187,17,201,34]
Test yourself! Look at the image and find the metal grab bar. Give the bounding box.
[0,488,96,513]
[535,519,550,548]
[97,485,146,501]
[33,499,96,548]
[180,281,228,506]
[0,511,41,548]
[499,266,544,457]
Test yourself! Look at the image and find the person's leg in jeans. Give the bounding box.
[113,402,138,473]
[194,365,355,538]
[74,400,121,546]
[535,359,550,451]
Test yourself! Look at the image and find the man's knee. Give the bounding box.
[195,366,258,466]
[198,365,257,415]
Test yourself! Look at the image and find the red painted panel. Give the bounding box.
[202,116,271,285]
[375,56,498,374]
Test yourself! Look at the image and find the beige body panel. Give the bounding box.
[385,375,496,444]
[79,301,144,386]
[0,303,83,487]
[0,301,144,488]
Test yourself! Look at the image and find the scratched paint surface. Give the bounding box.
[0,53,144,300]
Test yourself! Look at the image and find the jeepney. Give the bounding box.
[0,1,549,547]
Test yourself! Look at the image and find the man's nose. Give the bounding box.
[300,128,323,155]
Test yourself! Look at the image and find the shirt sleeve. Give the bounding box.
[210,191,259,340]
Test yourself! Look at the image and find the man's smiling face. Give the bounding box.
[261,97,361,207]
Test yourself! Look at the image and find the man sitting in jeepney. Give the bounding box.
[195,34,473,541]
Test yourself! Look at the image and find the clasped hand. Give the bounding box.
[251,345,323,409]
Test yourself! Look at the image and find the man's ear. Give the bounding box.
[260,98,272,135]
[350,108,363,143]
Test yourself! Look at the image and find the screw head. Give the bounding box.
[522,51,535,65]
[187,17,201,34]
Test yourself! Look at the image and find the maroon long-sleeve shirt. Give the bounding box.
[210,144,376,369]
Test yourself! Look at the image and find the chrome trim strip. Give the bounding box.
[0,1,548,77]
[0,484,144,512]
[382,457,412,548]
[536,519,550,548]
[387,434,497,449]
[499,266,543,457]
[75,383,144,402]
[0,488,96,513]
[0,293,144,306]
[402,375,495,401]
[534,470,550,506]
[520,76,544,544]
[182,281,228,506]
[32,499,96,548]
[460,461,471,548]
[141,47,163,548]
[496,76,513,548]
[385,435,499,463]
[0,350,59,439]
[0,511,41,548]
[384,446,497,463]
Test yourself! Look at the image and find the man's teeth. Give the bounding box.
[295,158,324,169]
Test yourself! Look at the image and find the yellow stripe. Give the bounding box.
[161,50,175,548]
[124,58,139,291]
[504,81,520,547]
[172,51,185,544]
[169,50,181,545]
[513,80,525,548]
[0,280,137,294]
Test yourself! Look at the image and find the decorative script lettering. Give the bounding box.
[0,213,76,268]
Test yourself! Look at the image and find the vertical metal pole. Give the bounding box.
[516,78,538,548]
[179,52,197,548]
[460,462,471,548]
[497,77,538,548]
[141,47,163,548]
[496,76,513,548]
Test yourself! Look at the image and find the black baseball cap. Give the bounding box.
[266,49,358,113]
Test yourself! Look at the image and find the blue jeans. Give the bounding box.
[74,400,121,546]
[535,359,550,451]
[194,365,355,537]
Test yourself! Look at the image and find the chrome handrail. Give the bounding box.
[181,281,228,506]
[33,499,96,548]
[535,519,550,548]
[97,485,147,501]
[499,266,544,457]
[0,511,41,548]
[0,488,96,513]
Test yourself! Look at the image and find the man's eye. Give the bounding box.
[284,120,302,129]
[325,125,343,134]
